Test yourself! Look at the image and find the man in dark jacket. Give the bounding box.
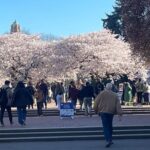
[0,80,13,126]
[82,82,94,116]
[39,79,48,109]
[13,81,33,125]
[26,81,35,109]
[68,81,79,110]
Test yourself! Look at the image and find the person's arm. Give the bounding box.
[94,94,101,114]
[7,88,13,100]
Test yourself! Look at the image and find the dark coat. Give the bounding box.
[12,88,33,107]
[26,86,35,96]
[39,83,48,96]
[68,86,79,100]
[82,85,94,98]
[78,86,85,100]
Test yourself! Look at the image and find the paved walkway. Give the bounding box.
[1,114,150,129]
[1,100,150,129]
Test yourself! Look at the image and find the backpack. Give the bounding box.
[0,87,9,105]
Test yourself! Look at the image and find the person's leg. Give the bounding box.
[6,106,13,124]
[137,92,142,104]
[107,114,114,143]
[44,95,47,109]
[56,98,60,110]
[0,106,5,125]
[87,98,92,116]
[22,106,27,124]
[17,107,23,125]
[100,113,114,146]
[100,113,110,142]
[54,94,57,105]
[78,98,83,110]
[74,98,77,110]
[139,92,143,104]
[71,99,77,110]
[37,102,40,116]
[83,98,88,115]
[144,93,149,105]
[39,102,43,115]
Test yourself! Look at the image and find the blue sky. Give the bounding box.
[0,0,115,37]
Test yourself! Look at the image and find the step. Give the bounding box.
[0,129,150,138]
[0,134,150,142]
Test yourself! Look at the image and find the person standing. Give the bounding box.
[131,81,136,104]
[35,87,44,116]
[135,78,144,104]
[143,82,149,105]
[55,82,65,103]
[82,82,94,116]
[0,80,13,126]
[94,83,122,148]
[68,81,79,110]
[51,82,57,105]
[12,81,33,126]
[124,82,132,105]
[39,79,49,109]
[78,84,85,110]
[26,81,35,109]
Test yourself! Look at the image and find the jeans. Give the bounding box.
[43,95,47,109]
[100,112,114,143]
[17,106,27,125]
[137,92,143,104]
[143,93,149,103]
[71,99,77,109]
[83,97,92,115]
[0,106,13,125]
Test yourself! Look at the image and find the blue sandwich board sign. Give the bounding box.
[60,102,74,119]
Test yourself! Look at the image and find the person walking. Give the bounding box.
[94,83,122,148]
[0,80,13,126]
[12,81,33,126]
[124,82,132,105]
[35,87,44,116]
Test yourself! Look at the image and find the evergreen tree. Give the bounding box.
[121,0,150,63]
[103,0,150,63]
[102,0,124,37]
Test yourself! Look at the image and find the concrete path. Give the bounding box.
[1,114,150,129]
[1,139,150,150]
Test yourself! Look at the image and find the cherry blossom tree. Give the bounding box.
[0,30,147,84]
[0,33,53,84]
[50,30,147,80]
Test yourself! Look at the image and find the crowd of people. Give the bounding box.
[0,79,48,126]
[0,76,149,148]
[0,76,149,127]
